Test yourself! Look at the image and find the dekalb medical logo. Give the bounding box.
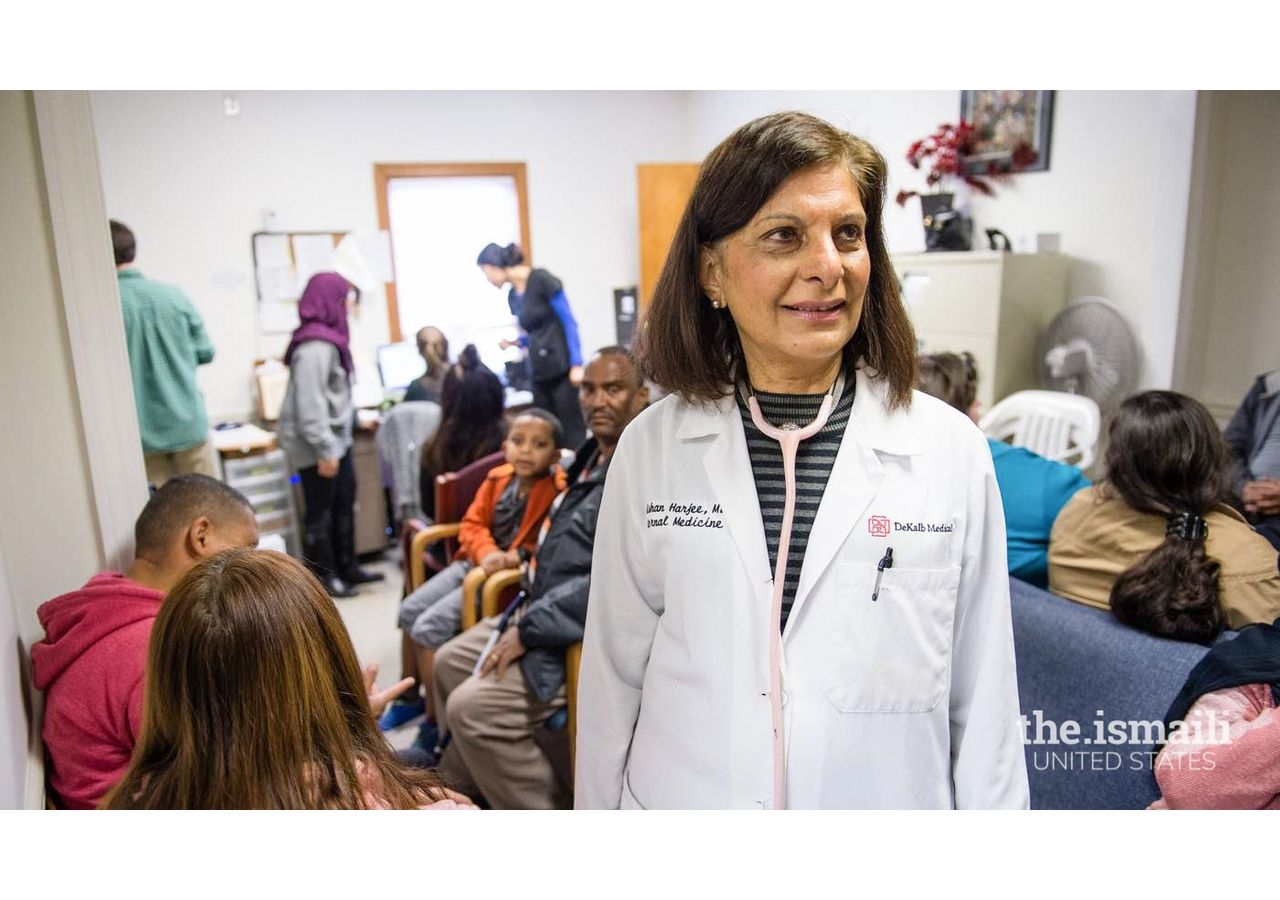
[867,515,891,537]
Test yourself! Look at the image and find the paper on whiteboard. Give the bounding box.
[359,230,394,283]
[260,299,299,334]
[292,234,336,285]
[254,233,292,268]
[257,265,298,302]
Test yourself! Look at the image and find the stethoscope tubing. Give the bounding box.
[742,369,844,809]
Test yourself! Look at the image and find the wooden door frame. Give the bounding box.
[374,162,531,342]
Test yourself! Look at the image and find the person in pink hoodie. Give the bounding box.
[31,475,260,809]
[1149,617,1280,809]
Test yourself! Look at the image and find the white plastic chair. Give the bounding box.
[978,390,1100,469]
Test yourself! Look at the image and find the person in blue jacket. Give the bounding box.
[1223,369,1280,551]
[917,351,1090,588]
[478,242,586,447]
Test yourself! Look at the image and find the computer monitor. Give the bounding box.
[376,341,425,390]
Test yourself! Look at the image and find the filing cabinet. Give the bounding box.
[892,251,1069,409]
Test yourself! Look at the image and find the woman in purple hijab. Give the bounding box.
[278,272,380,598]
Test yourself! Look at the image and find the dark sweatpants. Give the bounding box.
[298,447,356,579]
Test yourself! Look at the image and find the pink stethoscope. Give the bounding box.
[740,366,846,810]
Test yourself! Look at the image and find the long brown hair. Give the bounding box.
[633,110,917,407]
[423,343,506,475]
[103,549,448,809]
[1104,391,1230,643]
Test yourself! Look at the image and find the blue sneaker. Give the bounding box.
[378,696,425,732]
[411,720,441,762]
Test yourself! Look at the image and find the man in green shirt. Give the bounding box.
[112,220,218,485]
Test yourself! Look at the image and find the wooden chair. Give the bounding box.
[565,641,583,772]
[461,566,523,630]
[532,639,584,801]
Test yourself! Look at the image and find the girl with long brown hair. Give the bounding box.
[104,549,472,809]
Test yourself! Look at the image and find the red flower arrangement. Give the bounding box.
[895,120,1038,206]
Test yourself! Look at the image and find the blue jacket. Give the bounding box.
[1224,370,1280,494]
[988,438,1090,588]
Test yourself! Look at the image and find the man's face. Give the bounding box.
[579,355,649,448]
[417,327,447,367]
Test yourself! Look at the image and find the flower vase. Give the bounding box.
[920,192,973,252]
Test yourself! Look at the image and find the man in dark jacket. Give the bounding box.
[1224,369,1280,551]
[432,347,649,809]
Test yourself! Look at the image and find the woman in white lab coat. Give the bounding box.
[574,111,1029,809]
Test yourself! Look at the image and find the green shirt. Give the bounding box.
[117,268,214,453]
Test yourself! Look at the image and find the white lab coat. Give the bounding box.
[575,368,1029,809]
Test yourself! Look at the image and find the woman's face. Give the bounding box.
[699,163,870,389]
[480,264,507,289]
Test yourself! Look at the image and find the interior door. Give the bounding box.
[637,163,700,311]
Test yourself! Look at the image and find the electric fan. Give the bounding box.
[1038,297,1140,413]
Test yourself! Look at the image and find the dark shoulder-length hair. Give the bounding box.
[1103,391,1231,644]
[103,549,450,809]
[916,351,978,414]
[424,343,506,474]
[633,110,917,408]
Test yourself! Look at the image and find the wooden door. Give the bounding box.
[637,163,700,311]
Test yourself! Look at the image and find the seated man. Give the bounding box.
[32,475,259,809]
[917,351,1090,588]
[432,347,649,809]
[1224,368,1280,551]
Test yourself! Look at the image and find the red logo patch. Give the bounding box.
[868,515,891,538]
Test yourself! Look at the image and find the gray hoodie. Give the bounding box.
[278,339,354,469]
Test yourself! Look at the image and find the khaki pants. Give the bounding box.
[144,440,218,486]
[433,616,569,810]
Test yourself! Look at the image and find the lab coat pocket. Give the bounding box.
[827,563,960,713]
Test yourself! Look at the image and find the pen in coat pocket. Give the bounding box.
[871,546,893,602]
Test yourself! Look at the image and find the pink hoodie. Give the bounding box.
[31,573,164,810]
[1149,683,1280,810]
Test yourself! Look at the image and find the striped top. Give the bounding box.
[736,372,856,631]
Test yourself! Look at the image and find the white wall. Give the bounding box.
[1182,91,1280,417]
[91,91,696,422]
[0,538,26,809]
[686,91,1199,390]
[0,91,112,808]
[91,90,1218,416]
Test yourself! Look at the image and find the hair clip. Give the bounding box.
[1166,511,1208,541]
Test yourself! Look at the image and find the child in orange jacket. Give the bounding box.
[382,409,566,756]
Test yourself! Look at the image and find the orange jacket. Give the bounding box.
[458,462,567,565]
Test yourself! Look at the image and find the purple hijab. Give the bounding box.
[285,272,353,376]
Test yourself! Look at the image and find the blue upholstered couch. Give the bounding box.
[1008,578,1223,810]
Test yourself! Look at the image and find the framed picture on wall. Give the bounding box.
[960,90,1054,174]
